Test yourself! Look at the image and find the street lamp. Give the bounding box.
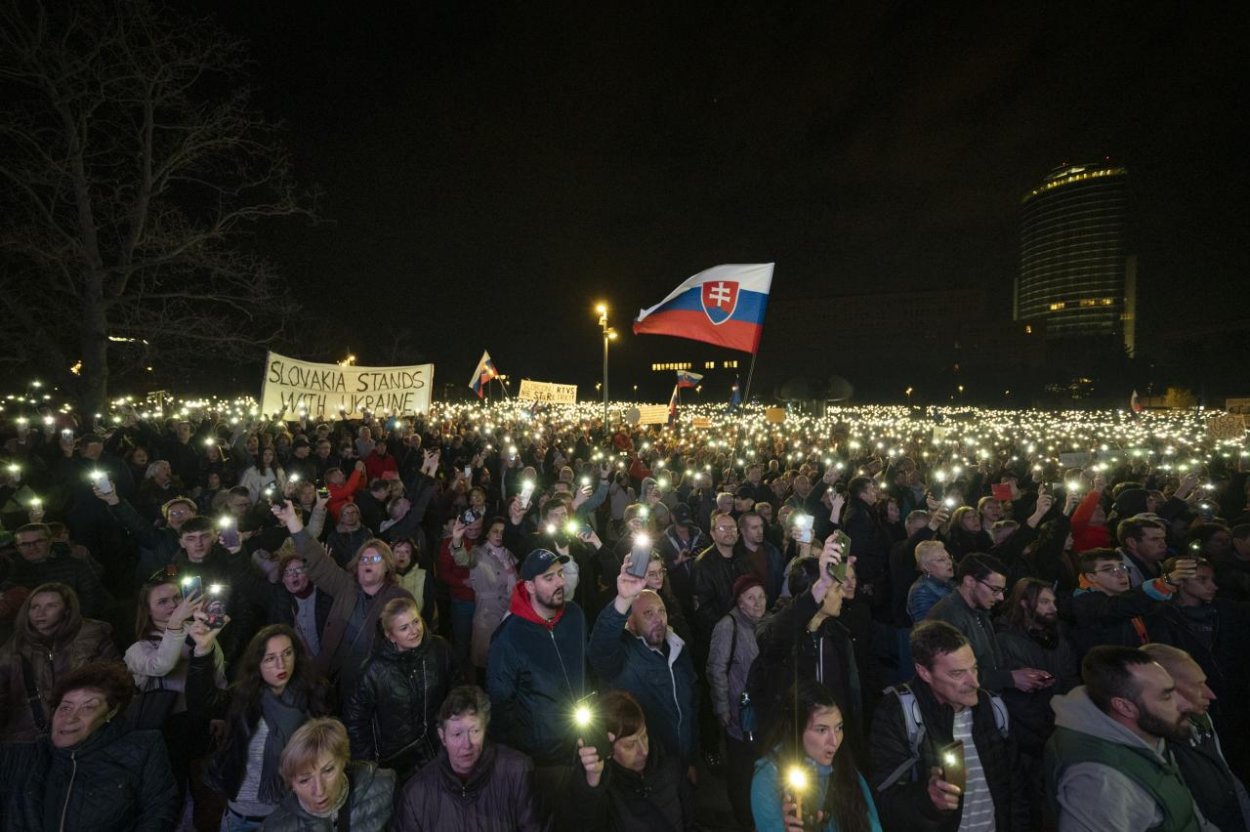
[596,303,616,422]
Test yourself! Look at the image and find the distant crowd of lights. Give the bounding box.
[4,380,1246,480]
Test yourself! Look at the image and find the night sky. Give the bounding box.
[205,1,1249,397]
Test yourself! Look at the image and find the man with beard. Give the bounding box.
[588,558,699,776]
[996,579,1080,827]
[1142,644,1250,832]
[486,548,587,819]
[1046,646,1214,831]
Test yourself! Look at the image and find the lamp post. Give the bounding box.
[596,304,616,423]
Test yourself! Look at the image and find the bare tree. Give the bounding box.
[0,0,313,413]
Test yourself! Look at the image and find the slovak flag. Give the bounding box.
[468,351,499,399]
[633,263,774,354]
[676,370,703,389]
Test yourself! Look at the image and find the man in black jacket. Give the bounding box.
[870,621,1026,832]
[927,553,1049,694]
[691,511,753,647]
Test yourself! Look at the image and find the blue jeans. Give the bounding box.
[220,808,264,832]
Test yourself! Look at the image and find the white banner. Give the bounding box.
[516,379,578,404]
[261,351,434,418]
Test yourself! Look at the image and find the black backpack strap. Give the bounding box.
[20,656,48,734]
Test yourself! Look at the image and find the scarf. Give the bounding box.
[259,686,309,803]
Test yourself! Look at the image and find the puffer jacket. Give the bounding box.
[6,719,178,832]
[259,761,395,832]
[394,742,545,832]
[342,635,458,774]
[485,583,587,765]
[0,606,119,741]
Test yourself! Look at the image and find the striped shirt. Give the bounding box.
[953,708,996,832]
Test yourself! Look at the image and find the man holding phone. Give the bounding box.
[587,556,699,778]
[871,621,1024,831]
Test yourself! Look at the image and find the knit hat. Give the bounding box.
[732,574,764,602]
[519,548,570,581]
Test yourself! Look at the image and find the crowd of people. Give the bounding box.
[1,396,1248,831]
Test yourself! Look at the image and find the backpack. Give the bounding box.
[876,683,1010,791]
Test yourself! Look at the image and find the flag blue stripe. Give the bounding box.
[642,288,769,325]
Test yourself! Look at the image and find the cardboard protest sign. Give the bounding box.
[516,379,578,404]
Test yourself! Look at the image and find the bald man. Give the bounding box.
[588,558,699,773]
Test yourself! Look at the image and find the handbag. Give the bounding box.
[127,675,180,731]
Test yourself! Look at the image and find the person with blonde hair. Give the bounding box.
[343,596,458,782]
[260,717,395,831]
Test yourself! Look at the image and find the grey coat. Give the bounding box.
[259,761,394,831]
[459,542,518,668]
[706,606,759,741]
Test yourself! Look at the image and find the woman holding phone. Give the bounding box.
[750,679,881,832]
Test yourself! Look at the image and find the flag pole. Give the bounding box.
[742,351,759,404]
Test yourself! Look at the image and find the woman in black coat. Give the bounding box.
[342,596,458,782]
[7,661,178,832]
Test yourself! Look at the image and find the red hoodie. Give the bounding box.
[507,581,566,630]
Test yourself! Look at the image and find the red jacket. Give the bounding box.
[364,451,398,482]
[327,466,365,522]
[1070,489,1112,552]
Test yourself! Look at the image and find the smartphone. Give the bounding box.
[218,518,240,550]
[180,575,203,598]
[463,465,472,481]
[316,487,330,500]
[519,480,535,509]
[91,470,114,494]
[832,529,852,557]
[626,534,653,578]
[460,508,479,525]
[574,694,609,761]
[827,559,849,583]
[938,740,966,792]
[793,514,814,544]
[204,583,229,629]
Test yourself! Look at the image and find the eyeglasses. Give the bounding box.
[976,578,1007,596]
[359,554,384,565]
[1094,564,1129,575]
[283,567,306,577]
[16,539,49,548]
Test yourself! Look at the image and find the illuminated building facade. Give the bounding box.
[1016,162,1135,353]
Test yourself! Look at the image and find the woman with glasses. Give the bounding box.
[343,597,457,783]
[270,500,413,701]
[186,622,330,831]
[267,549,333,659]
[7,661,180,832]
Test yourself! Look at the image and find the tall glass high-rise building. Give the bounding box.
[1015,162,1135,353]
